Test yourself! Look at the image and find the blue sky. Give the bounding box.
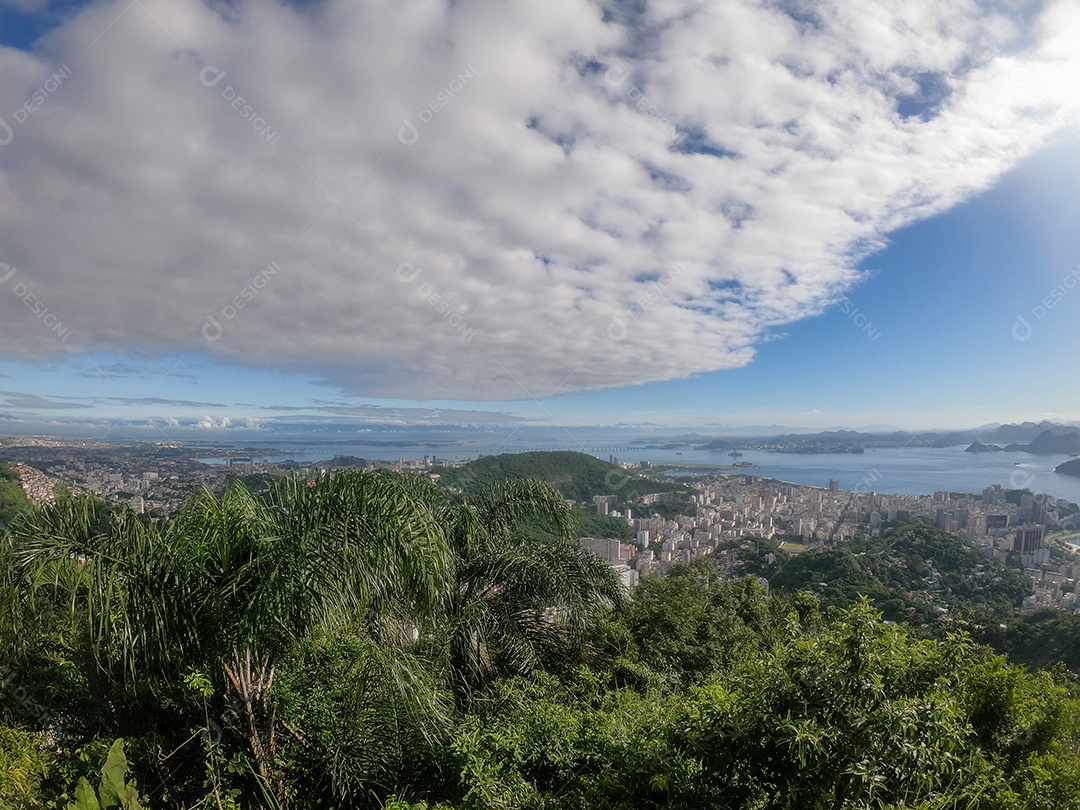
[1,0,1079,438]
[540,138,1080,431]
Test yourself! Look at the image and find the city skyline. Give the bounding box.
[1,0,1079,437]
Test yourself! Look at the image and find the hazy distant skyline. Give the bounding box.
[1,0,1078,437]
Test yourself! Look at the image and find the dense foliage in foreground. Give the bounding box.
[1,469,1079,808]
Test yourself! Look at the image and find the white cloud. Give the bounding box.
[194,415,230,430]
[0,0,1077,400]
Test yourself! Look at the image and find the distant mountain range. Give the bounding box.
[965,428,1080,456]
[975,420,1080,442]
[691,422,1080,456]
[701,429,972,452]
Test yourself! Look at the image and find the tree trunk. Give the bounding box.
[223,646,285,806]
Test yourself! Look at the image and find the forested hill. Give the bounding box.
[1056,457,1080,477]
[721,525,1080,672]
[733,524,1029,631]
[434,451,689,503]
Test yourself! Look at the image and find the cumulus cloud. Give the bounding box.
[194,415,231,430]
[0,0,1077,400]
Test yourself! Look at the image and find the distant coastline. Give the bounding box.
[6,428,1080,506]
[192,442,1080,505]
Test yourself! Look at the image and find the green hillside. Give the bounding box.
[434,451,690,504]
[736,524,1029,631]
[0,462,29,529]
[986,608,1080,672]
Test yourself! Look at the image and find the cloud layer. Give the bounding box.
[0,0,1077,401]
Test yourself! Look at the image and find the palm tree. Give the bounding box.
[10,472,454,803]
[9,471,627,802]
[436,478,628,700]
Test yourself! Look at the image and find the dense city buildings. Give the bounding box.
[577,467,1078,610]
[0,436,462,517]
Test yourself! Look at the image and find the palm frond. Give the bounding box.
[441,478,623,697]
